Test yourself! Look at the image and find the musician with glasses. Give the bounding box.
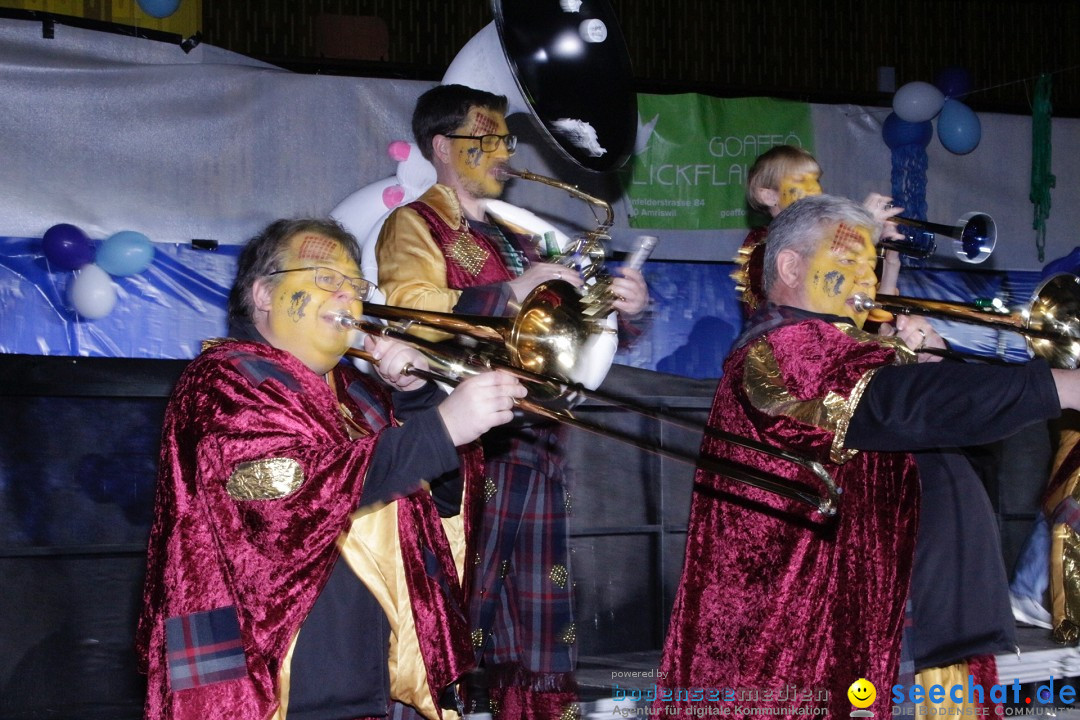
[375,83,648,719]
[137,217,526,720]
[656,195,1080,717]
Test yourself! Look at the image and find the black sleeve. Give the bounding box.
[455,282,513,317]
[846,358,1061,451]
[359,384,462,512]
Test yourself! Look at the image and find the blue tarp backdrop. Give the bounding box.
[0,233,1044,375]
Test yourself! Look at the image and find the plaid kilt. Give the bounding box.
[470,423,576,676]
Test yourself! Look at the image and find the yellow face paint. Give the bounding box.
[448,107,512,200]
[777,171,823,210]
[803,223,878,328]
[263,233,363,373]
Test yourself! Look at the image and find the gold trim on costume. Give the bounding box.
[1061,522,1080,642]
[560,622,577,645]
[549,564,569,588]
[730,240,760,310]
[743,337,880,465]
[560,703,583,720]
[448,230,489,276]
[226,458,305,500]
[830,368,879,465]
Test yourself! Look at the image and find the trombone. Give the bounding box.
[340,280,841,516]
[853,273,1080,369]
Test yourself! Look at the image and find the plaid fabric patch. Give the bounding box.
[165,606,247,691]
[230,354,301,392]
[345,378,392,432]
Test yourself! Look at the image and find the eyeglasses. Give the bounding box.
[267,266,376,302]
[444,133,518,155]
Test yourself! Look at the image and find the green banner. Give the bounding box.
[626,95,814,230]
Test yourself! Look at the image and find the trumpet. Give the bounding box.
[852,273,1080,369]
[340,283,841,516]
[879,211,996,264]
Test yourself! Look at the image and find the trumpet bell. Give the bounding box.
[1025,273,1080,369]
[883,211,996,264]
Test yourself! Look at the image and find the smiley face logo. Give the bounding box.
[847,678,876,708]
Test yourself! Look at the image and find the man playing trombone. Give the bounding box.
[137,218,525,720]
[656,195,1080,717]
[376,84,648,719]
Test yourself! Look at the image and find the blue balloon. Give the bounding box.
[935,66,972,100]
[96,231,155,276]
[937,99,981,154]
[882,112,933,150]
[136,0,181,19]
[42,223,94,271]
[892,81,945,123]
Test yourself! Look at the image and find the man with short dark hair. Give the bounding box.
[377,84,649,719]
[657,195,1080,717]
[136,217,525,720]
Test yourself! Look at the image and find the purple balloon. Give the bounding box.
[42,223,94,271]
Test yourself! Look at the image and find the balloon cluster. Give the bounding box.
[884,67,981,155]
[41,223,156,319]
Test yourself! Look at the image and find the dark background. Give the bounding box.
[200,0,1080,118]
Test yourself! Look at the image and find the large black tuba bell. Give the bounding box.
[442,0,637,173]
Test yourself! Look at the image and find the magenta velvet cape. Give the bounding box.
[657,319,919,717]
[135,341,474,719]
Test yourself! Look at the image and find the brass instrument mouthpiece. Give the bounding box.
[852,294,878,313]
[494,165,520,182]
[851,294,893,323]
[329,311,359,329]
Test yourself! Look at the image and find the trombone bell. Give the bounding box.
[509,280,594,391]
[1026,273,1080,369]
[853,273,1080,369]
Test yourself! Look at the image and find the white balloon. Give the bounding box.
[892,81,946,123]
[68,263,118,319]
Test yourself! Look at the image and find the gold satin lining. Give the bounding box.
[1056,523,1080,643]
[914,661,980,715]
[226,458,305,500]
[1045,429,1080,642]
[271,631,300,720]
[337,502,463,720]
[275,503,464,719]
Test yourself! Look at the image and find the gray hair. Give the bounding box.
[761,194,881,295]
